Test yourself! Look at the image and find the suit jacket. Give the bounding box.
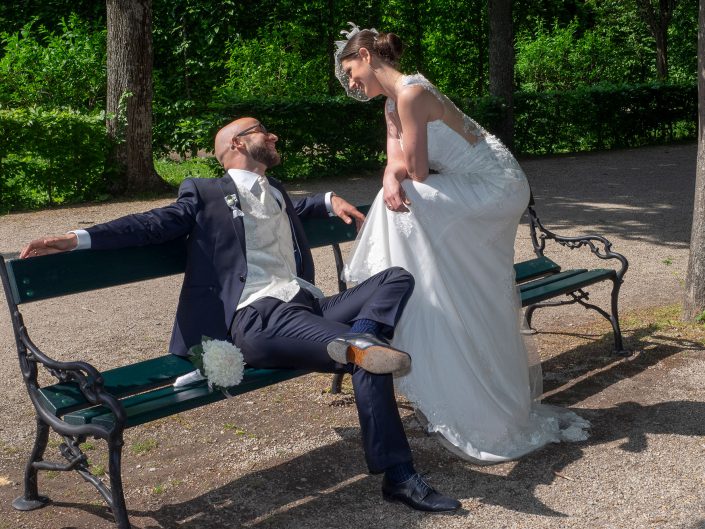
[86,174,329,355]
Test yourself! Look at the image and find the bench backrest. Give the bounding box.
[2,210,367,306]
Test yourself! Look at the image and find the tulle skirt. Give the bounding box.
[344,161,589,462]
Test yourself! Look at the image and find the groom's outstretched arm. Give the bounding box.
[292,193,364,230]
[20,179,199,258]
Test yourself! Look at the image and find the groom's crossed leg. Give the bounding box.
[231,266,461,512]
[230,266,414,472]
[231,266,414,371]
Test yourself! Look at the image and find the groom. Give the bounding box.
[19,117,460,513]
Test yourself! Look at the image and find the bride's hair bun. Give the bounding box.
[373,32,403,66]
[339,29,404,67]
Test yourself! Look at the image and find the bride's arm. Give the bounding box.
[383,105,411,212]
[396,87,441,182]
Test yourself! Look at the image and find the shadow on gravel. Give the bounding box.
[523,144,695,249]
[479,323,705,516]
[114,325,705,526]
[524,197,689,250]
[540,324,701,406]
[118,435,477,528]
[22,324,705,527]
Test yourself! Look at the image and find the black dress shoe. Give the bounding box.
[382,473,461,513]
[327,332,411,375]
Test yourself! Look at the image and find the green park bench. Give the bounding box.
[0,199,627,529]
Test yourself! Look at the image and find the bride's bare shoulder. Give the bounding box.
[397,83,443,120]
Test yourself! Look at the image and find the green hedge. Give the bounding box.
[0,107,110,212]
[0,82,696,213]
[153,97,388,181]
[154,82,696,181]
[512,82,697,154]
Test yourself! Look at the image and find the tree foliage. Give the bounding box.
[0,0,699,211]
[1,0,696,106]
[0,15,106,109]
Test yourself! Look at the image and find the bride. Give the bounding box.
[335,24,589,463]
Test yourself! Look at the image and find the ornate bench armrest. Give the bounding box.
[18,329,127,434]
[528,206,629,282]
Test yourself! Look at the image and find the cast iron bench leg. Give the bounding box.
[108,438,131,529]
[12,416,51,511]
[609,276,629,356]
[524,304,538,331]
[525,281,630,357]
[330,373,344,394]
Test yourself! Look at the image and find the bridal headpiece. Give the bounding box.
[334,22,378,101]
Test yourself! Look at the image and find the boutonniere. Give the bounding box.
[224,194,243,218]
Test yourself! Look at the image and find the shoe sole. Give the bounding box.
[328,341,410,375]
[382,492,461,513]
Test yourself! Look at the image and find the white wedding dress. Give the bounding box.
[344,74,589,463]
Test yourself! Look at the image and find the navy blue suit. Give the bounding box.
[86,174,414,473]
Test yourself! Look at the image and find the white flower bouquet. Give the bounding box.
[174,336,245,393]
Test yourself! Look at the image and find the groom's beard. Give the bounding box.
[250,143,281,169]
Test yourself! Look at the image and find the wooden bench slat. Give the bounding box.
[64,368,309,428]
[7,211,370,305]
[304,205,370,248]
[7,239,188,304]
[513,256,562,283]
[39,355,196,416]
[520,269,615,306]
[518,269,588,293]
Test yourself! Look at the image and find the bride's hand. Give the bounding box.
[383,172,411,213]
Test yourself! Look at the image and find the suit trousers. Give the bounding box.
[231,266,414,473]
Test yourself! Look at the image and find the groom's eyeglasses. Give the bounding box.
[234,123,268,138]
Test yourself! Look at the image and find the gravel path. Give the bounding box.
[0,142,703,529]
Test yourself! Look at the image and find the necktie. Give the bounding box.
[257,176,301,272]
[257,176,282,214]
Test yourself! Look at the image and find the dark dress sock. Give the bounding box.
[350,318,382,337]
[385,461,417,484]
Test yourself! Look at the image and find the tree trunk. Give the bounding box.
[106,0,163,194]
[474,0,486,95]
[326,0,336,95]
[488,0,514,150]
[635,0,676,81]
[410,0,424,73]
[654,28,669,81]
[682,0,705,320]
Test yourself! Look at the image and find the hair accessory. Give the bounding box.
[334,22,378,101]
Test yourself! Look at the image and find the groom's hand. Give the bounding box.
[20,233,78,259]
[331,195,365,230]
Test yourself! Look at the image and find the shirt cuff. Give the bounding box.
[70,230,92,250]
[325,191,336,217]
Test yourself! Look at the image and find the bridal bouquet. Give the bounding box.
[174,336,245,392]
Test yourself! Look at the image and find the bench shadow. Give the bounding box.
[462,323,705,514]
[123,430,566,528]
[539,324,701,406]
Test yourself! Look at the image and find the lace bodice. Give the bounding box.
[386,74,524,177]
[386,75,487,171]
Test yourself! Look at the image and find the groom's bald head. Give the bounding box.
[214,117,279,172]
[215,118,256,164]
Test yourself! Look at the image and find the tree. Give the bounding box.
[488,0,514,149]
[106,0,164,193]
[682,0,705,320]
[635,0,677,80]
